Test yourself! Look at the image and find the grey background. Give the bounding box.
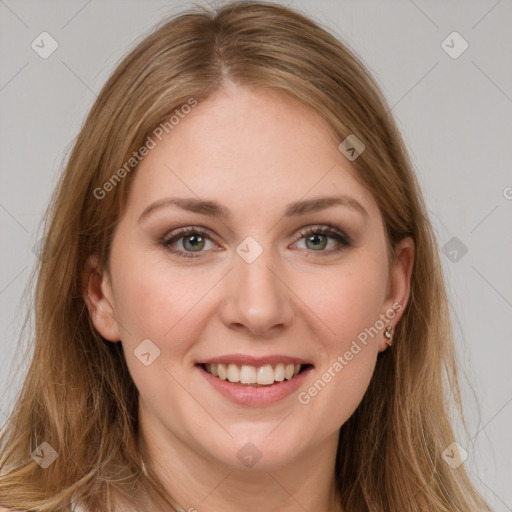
[1,0,511,509]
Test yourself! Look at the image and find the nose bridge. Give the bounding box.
[220,239,293,333]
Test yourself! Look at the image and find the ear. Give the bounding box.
[378,236,415,352]
[83,254,121,342]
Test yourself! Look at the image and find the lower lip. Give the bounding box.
[197,364,313,406]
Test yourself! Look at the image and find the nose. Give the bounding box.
[219,248,294,336]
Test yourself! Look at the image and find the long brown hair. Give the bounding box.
[0,1,491,510]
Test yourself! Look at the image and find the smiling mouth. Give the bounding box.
[198,362,313,387]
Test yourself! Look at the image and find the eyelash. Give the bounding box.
[160,225,352,260]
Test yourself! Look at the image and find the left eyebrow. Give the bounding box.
[283,195,368,218]
[138,194,368,223]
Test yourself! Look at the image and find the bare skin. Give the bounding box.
[84,80,414,512]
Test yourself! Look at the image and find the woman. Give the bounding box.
[0,1,492,511]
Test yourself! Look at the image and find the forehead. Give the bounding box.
[126,82,379,223]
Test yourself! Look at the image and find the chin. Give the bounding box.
[202,432,304,471]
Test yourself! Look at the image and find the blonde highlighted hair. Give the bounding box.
[0,1,491,511]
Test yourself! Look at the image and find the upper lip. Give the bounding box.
[197,354,314,367]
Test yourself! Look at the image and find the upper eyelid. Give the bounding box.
[162,226,217,243]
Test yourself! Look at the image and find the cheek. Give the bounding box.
[309,350,377,430]
[293,257,385,419]
[299,257,388,349]
[111,256,212,407]
[111,248,219,355]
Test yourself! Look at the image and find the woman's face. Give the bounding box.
[86,80,413,472]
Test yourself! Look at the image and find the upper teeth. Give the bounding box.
[205,363,302,385]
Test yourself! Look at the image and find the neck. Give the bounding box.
[136,406,343,512]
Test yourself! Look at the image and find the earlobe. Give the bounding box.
[379,236,415,352]
[83,255,121,342]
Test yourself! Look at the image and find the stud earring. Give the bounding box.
[384,325,393,348]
